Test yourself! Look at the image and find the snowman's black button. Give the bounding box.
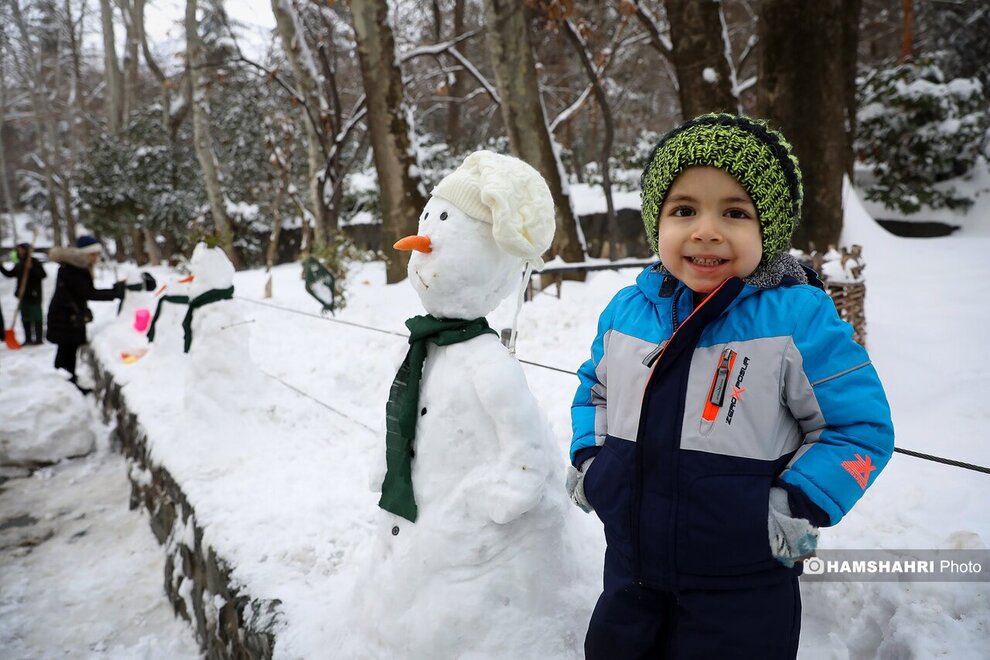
[420,407,427,416]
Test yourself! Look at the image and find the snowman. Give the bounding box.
[179,243,262,416]
[349,151,582,658]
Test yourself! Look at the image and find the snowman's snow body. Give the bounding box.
[180,244,262,415]
[356,191,579,657]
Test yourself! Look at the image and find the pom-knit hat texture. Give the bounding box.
[75,235,102,254]
[640,113,803,261]
[431,150,556,268]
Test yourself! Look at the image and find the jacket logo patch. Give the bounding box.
[724,356,750,425]
[841,453,876,490]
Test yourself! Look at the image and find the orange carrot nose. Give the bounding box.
[178,275,195,283]
[393,235,432,253]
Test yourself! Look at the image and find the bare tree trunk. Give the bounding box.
[119,0,140,123]
[563,19,618,259]
[100,0,124,132]
[130,226,148,265]
[843,0,862,177]
[8,0,64,246]
[665,0,736,117]
[271,0,331,247]
[445,0,467,147]
[483,0,585,268]
[62,0,89,244]
[758,0,856,252]
[142,228,162,264]
[315,8,350,235]
[351,0,427,283]
[185,0,242,268]
[0,128,14,244]
[122,0,161,266]
[0,52,17,244]
[899,0,913,62]
[264,112,293,275]
[132,0,172,131]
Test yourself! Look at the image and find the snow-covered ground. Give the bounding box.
[0,346,199,659]
[1,177,989,658]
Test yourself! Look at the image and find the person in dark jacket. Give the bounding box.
[1,242,47,344]
[46,235,122,391]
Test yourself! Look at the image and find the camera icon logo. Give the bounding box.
[804,557,825,575]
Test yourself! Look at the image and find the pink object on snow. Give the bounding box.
[133,308,151,333]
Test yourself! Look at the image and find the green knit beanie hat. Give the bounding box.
[640,113,803,262]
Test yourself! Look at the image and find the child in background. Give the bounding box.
[567,114,894,659]
[1,243,47,344]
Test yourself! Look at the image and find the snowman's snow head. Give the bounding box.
[403,197,521,318]
[187,242,234,297]
[396,151,556,319]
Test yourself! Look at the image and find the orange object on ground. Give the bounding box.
[120,348,148,364]
[3,233,38,350]
[4,328,20,350]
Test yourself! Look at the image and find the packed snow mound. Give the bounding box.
[0,358,96,466]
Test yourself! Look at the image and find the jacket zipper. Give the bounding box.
[634,280,733,587]
[643,286,685,368]
[702,348,737,422]
[642,340,667,367]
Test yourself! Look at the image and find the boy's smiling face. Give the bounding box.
[657,166,763,294]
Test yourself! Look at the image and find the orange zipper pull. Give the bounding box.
[702,348,736,421]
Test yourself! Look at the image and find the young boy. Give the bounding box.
[567,114,894,659]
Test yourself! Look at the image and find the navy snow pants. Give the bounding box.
[585,577,801,659]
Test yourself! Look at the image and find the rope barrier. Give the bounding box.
[237,296,407,338]
[892,447,990,475]
[259,368,378,434]
[235,295,990,477]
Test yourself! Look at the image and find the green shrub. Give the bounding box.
[856,57,988,213]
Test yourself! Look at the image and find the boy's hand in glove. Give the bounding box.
[565,458,595,513]
[768,486,819,567]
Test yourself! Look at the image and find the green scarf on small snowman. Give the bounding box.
[379,314,497,522]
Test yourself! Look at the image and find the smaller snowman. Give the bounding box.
[180,244,261,415]
[353,151,580,658]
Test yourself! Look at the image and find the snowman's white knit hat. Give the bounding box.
[431,150,556,268]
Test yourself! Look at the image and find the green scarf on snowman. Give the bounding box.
[379,314,497,522]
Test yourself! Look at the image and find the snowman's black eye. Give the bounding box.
[422,212,429,220]
[440,211,448,221]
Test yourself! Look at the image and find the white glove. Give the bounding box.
[565,457,595,513]
[768,486,819,567]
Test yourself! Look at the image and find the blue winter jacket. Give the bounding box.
[571,264,894,590]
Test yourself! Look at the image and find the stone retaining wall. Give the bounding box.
[84,347,281,659]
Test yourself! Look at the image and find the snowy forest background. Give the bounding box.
[0,0,988,288]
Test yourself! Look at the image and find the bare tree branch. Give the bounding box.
[632,0,673,55]
[398,29,501,105]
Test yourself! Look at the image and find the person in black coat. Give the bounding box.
[46,236,122,391]
[1,242,48,344]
